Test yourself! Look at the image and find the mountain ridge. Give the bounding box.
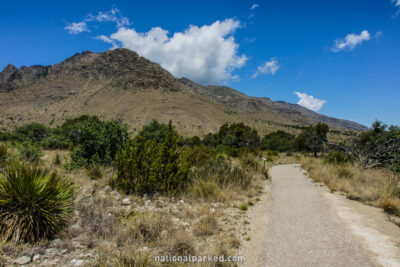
[0,48,368,135]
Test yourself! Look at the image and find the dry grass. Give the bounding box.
[0,147,263,266]
[300,156,400,216]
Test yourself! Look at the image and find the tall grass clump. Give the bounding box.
[240,153,261,173]
[189,159,252,199]
[0,161,75,243]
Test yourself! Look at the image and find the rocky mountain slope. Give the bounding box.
[0,48,367,136]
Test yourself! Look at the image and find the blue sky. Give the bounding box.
[1,0,399,127]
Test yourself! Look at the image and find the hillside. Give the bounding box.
[0,48,367,136]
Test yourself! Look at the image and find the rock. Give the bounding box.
[50,238,62,247]
[60,249,68,254]
[178,199,185,205]
[122,197,131,205]
[182,222,190,227]
[70,223,81,233]
[45,248,56,255]
[74,210,80,217]
[172,217,180,223]
[104,185,112,193]
[111,191,121,200]
[210,208,216,214]
[70,259,86,267]
[14,256,31,265]
[144,200,151,206]
[32,254,41,262]
[211,203,218,208]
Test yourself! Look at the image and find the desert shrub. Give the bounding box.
[203,123,260,155]
[115,121,189,195]
[135,119,170,144]
[181,144,216,166]
[261,130,295,152]
[296,123,329,156]
[40,135,70,149]
[0,161,75,243]
[68,117,129,167]
[86,164,103,180]
[179,135,201,147]
[324,150,351,165]
[17,142,43,163]
[193,212,219,236]
[12,122,50,143]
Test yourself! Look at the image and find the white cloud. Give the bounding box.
[96,35,118,48]
[250,4,259,10]
[252,58,280,78]
[65,21,89,34]
[294,91,326,112]
[101,19,247,84]
[86,8,131,28]
[65,8,130,35]
[393,0,400,7]
[332,30,371,52]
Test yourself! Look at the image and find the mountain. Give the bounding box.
[0,48,367,136]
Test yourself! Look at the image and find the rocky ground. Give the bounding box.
[1,151,266,267]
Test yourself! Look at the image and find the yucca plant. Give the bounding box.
[0,160,75,243]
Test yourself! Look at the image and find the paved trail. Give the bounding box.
[256,164,375,267]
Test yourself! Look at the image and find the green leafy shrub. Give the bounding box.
[203,123,260,155]
[0,161,75,243]
[17,143,43,163]
[261,130,295,152]
[115,121,189,195]
[181,145,216,166]
[41,135,70,150]
[324,150,351,165]
[67,116,129,167]
[296,123,329,157]
[12,122,50,143]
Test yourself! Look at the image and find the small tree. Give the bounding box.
[115,121,189,195]
[296,123,329,157]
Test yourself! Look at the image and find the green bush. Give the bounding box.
[115,121,189,195]
[181,145,216,166]
[0,161,75,243]
[11,122,50,143]
[67,117,129,167]
[18,143,43,163]
[261,130,295,152]
[41,135,71,149]
[203,123,260,154]
[324,150,351,165]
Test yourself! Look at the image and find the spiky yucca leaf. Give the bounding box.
[0,160,75,243]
